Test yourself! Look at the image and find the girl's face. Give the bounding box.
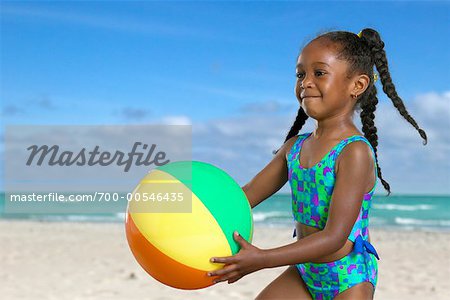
[295,39,355,119]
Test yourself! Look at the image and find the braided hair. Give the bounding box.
[278,28,427,196]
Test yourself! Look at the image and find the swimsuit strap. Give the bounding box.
[287,133,311,163]
[332,135,378,180]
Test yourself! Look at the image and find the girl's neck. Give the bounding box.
[312,116,358,139]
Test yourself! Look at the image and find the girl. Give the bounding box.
[208,28,427,299]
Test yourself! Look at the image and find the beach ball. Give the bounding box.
[125,161,253,290]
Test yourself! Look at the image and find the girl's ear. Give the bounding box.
[351,74,370,97]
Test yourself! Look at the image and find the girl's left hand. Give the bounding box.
[208,231,266,284]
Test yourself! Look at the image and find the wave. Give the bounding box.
[29,214,124,223]
[369,217,388,225]
[116,212,126,221]
[373,204,434,211]
[252,211,291,222]
[394,217,450,227]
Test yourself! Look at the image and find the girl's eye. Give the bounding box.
[296,71,325,79]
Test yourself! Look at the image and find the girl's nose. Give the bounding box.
[300,76,313,89]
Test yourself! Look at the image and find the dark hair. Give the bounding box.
[278,28,427,196]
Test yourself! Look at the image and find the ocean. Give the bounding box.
[252,193,450,232]
[1,193,449,232]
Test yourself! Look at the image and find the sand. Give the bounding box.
[0,220,449,300]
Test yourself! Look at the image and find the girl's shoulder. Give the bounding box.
[334,134,377,172]
[284,132,312,157]
[335,134,375,155]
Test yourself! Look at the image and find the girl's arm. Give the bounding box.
[262,142,374,267]
[242,136,299,209]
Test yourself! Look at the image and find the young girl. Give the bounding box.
[207,28,427,299]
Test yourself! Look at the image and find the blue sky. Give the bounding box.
[1,1,449,195]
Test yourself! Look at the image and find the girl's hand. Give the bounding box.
[208,231,266,284]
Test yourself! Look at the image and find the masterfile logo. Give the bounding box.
[4,124,192,214]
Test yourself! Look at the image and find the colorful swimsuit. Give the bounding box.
[287,132,380,300]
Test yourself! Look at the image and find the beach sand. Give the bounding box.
[0,220,449,300]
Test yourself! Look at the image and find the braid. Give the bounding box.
[284,107,309,143]
[360,29,428,146]
[360,85,391,195]
[273,107,308,155]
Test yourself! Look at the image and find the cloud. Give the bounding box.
[34,95,57,110]
[160,116,192,125]
[1,91,447,195]
[180,83,263,101]
[118,107,151,121]
[2,104,24,116]
[190,92,450,195]
[1,95,57,118]
[368,92,450,193]
[239,100,295,114]
[366,91,449,164]
[191,111,305,187]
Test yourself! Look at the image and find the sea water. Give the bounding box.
[1,192,449,232]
